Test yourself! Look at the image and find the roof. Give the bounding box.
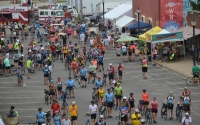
[158,29,170,34]
[128,21,152,30]
[174,26,200,40]
[116,16,135,28]
[104,4,132,20]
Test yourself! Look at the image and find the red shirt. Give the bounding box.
[50,45,56,52]
[51,103,60,114]
[108,66,115,74]
[71,61,77,69]
[182,90,191,96]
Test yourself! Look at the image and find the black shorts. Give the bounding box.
[163,53,168,57]
[152,109,158,113]
[130,103,135,108]
[27,69,32,73]
[67,86,74,90]
[121,115,127,121]
[116,95,122,100]
[118,71,122,76]
[81,76,87,81]
[0,64,3,69]
[5,66,10,69]
[9,49,12,52]
[153,56,157,60]
[49,91,55,95]
[98,62,103,66]
[57,86,62,91]
[109,74,114,80]
[71,116,77,121]
[14,60,19,63]
[37,60,42,64]
[168,104,174,110]
[52,52,56,57]
[91,114,96,119]
[107,102,113,108]
[38,122,45,125]
[144,101,149,105]
[183,105,190,111]
[44,74,49,77]
[193,74,199,78]
[101,51,105,55]
[122,52,127,56]
[142,67,148,72]
[56,50,61,55]
[128,52,132,56]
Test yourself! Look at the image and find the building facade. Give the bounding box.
[132,0,197,32]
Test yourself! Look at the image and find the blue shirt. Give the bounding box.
[54,115,60,125]
[36,112,45,122]
[119,106,128,116]
[61,94,66,102]
[43,68,50,74]
[95,80,103,89]
[80,68,87,77]
[66,80,75,87]
[98,56,104,63]
[42,50,47,56]
[105,92,114,102]
[102,31,106,38]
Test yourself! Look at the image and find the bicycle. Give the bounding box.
[75,73,81,88]
[65,60,70,70]
[61,102,69,117]
[45,111,51,124]
[99,102,108,119]
[65,87,70,99]
[102,73,107,87]
[160,103,168,121]
[138,100,145,116]
[84,113,91,125]
[0,69,5,76]
[145,108,152,124]
[92,88,99,106]
[175,103,183,122]
[44,89,49,105]
[116,113,121,125]
[186,77,200,86]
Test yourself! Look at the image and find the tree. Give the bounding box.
[189,0,200,11]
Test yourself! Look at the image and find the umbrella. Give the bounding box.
[115,36,138,42]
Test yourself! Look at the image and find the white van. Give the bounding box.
[38,10,64,23]
[68,8,78,18]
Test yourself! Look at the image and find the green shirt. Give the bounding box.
[88,65,96,73]
[192,66,199,75]
[26,60,31,68]
[115,86,122,95]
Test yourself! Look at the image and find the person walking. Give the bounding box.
[35,108,45,125]
[88,101,98,125]
[141,56,148,79]
[152,47,157,66]
[149,97,159,123]
[69,101,78,125]
[181,112,192,125]
[104,88,114,118]
[80,65,87,88]
[61,115,71,125]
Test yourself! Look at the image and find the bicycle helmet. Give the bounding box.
[184,87,188,90]
[185,112,189,116]
[50,80,54,83]
[38,107,42,111]
[109,63,112,65]
[141,119,145,123]
[116,82,120,85]
[169,91,173,94]
[123,96,127,100]
[74,58,77,60]
[130,93,133,95]
[118,62,122,64]
[143,89,146,92]
[135,109,139,113]
[99,115,104,118]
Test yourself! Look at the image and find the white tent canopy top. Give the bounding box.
[116,15,135,28]
[157,29,170,34]
[104,3,132,20]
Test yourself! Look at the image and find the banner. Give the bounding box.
[151,32,183,42]
[160,0,183,32]
[183,0,197,26]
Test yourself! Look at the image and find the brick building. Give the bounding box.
[187,10,200,29]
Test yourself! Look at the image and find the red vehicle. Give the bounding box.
[0,6,30,25]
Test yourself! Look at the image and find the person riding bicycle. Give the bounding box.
[65,77,75,98]
[164,91,175,120]
[140,89,149,114]
[131,109,141,125]
[192,64,199,84]
[94,76,103,89]
[35,108,46,125]
[51,100,61,117]
[45,79,56,103]
[180,92,192,114]
[181,87,191,98]
[117,102,128,125]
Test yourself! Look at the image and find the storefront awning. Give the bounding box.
[145,26,162,41]
[174,26,200,40]
[0,12,11,14]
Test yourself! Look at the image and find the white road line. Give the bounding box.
[0,102,43,105]
[0,81,42,84]
[0,96,43,99]
[0,109,50,111]
[0,86,45,88]
[0,77,38,79]
[0,91,43,93]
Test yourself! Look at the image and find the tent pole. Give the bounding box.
[183,40,186,61]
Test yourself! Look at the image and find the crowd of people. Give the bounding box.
[0,16,194,125]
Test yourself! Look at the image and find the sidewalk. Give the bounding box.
[156,55,193,78]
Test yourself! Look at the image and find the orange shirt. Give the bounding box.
[51,103,60,114]
[100,45,105,52]
[142,93,149,101]
[69,105,78,116]
[93,60,97,68]
[8,44,13,49]
[94,39,98,47]
[71,61,77,69]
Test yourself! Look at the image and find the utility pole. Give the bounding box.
[80,0,83,21]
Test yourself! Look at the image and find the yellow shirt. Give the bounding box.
[98,89,104,97]
[131,114,141,125]
[69,105,78,116]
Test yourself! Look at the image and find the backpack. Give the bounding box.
[122,47,126,53]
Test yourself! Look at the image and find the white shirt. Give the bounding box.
[61,119,71,125]
[89,104,97,114]
[80,33,85,42]
[90,39,94,45]
[181,117,192,125]
[6,53,9,59]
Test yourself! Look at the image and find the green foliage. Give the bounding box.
[189,0,200,11]
[38,5,48,9]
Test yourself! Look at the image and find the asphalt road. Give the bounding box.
[0,28,200,125]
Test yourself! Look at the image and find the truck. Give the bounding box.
[96,1,132,14]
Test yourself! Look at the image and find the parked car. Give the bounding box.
[90,13,103,23]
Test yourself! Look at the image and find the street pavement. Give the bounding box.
[0,28,200,125]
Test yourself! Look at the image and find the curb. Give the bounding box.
[156,62,189,78]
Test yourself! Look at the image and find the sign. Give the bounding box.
[183,0,197,26]
[0,6,27,12]
[151,32,183,42]
[160,0,183,32]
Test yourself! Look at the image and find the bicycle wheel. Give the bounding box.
[164,110,167,121]
[186,77,193,86]
[178,110,182,122]
[149,113,152,124]
[52,63,54,70]
[145,113,149,122]
[10,67,16,75]
[176,107,178,120]
[61,108,67,117]
[160,107,165,118]
[21,68,25,75]
[103,108,107,119]
[92,91,96,100]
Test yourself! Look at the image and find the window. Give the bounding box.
[44,11,48,15]
[40,11,44,15]
[56,11,64,16]
[148,18,152,25]
[135,13,138,19]
[156,20,159,26]
[141,15,145,22]
[51,11,55,15]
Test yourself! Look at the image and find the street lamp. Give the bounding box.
[136,7,140,36]
[191,18,196,66]
[102,0,105,23]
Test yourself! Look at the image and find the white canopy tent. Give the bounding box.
[104,4,132,21]
[157,29,170,34]
[116,15,135,29]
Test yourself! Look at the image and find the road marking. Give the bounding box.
[0,81,42,84]
[0,96,43,99]
[0,102,43,105]
[0,77,38,79]
[191,110,200,116]
[0,86,45,88]
[0,91,43,93]
[192,100,200,102]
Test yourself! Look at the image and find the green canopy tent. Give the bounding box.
[115,36,138,42]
